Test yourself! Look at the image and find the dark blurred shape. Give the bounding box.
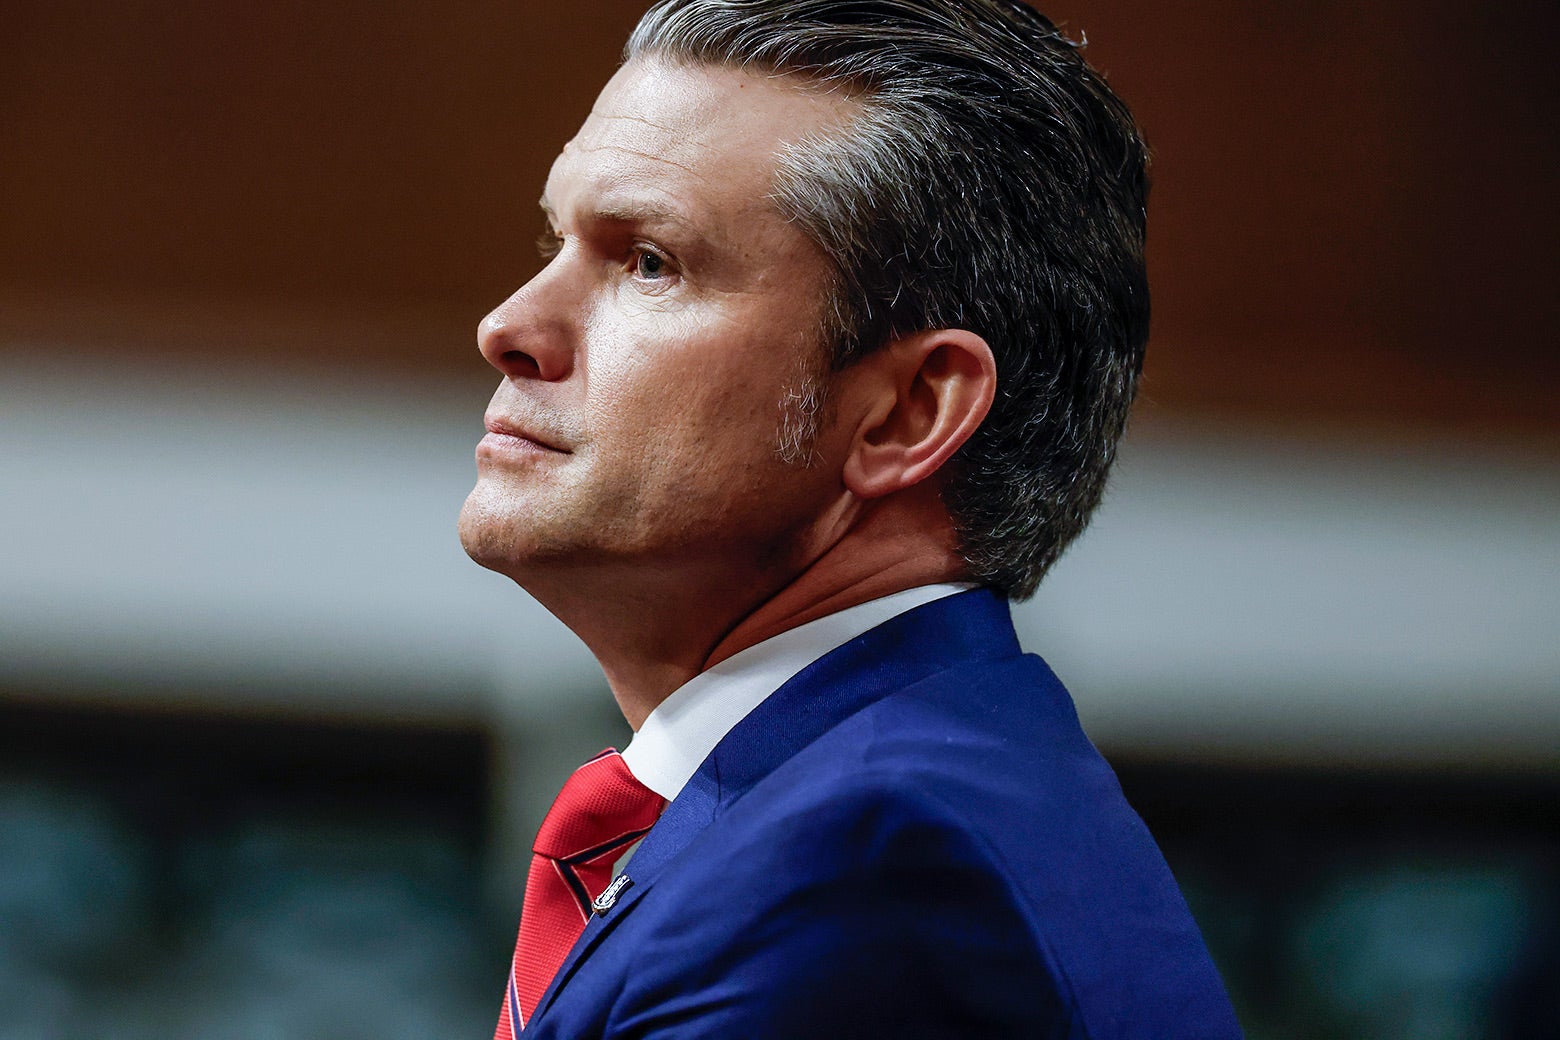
[160,819,490,1039]
[0,698,499,1040]
[0,778,150,1038]
[1291,864,1534,1037]
[1122,760,1560,1040]
[1494,901,1560,1040]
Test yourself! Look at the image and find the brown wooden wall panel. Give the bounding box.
[0,0,645,369]
[1064,0,1560,435]
[3,0,1556,436]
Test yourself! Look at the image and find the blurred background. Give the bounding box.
[2,1,1557,1037]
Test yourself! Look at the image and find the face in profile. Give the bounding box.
[459,60,860,587]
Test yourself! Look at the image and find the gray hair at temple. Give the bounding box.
[627,0,1150,599]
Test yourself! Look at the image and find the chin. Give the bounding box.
[458,486,578,579]
[458,488,526,574]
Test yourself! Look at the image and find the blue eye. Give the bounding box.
[635,250,668,279]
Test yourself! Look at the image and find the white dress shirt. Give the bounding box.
[620,583,970,802]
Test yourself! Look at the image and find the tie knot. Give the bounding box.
[533,749,665,861]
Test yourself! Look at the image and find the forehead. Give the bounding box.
[545,59,855,228]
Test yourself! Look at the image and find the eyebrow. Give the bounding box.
[538,194,696,231]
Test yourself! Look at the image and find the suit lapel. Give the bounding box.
[529,588,1020,1023]
[529,766,721,1020]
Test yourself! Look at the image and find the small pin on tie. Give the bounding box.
[592,874,634,915]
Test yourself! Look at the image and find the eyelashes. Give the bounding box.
[536,228,565,261]
[534,228,677,285]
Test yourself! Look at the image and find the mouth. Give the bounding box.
[480,416,572,457]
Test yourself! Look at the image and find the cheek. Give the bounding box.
[589,328,789,447]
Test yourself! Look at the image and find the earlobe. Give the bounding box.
[842,328,996,499]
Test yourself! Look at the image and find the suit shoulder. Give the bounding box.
[692,660,1243,1038]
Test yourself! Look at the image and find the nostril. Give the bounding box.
[498,349,543,379]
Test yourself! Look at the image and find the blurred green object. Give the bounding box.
[1291,863,1536,1039]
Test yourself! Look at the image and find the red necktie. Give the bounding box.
[495,748,666,1037]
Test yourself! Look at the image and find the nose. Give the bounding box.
[476,273,576,382]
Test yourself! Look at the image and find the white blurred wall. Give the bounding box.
[4,352,1557,768]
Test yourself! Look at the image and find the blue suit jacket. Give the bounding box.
[525,589,1242,1038]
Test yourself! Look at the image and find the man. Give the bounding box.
[459,0,1241,1036]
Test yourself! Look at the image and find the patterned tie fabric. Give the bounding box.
[495,748,666,1037]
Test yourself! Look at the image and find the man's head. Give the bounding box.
[460,0,1147,611]
[628,0,1150,598]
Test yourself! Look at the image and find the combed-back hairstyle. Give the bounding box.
[628,0,1149,598]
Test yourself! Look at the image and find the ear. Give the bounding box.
[842,328,997,499]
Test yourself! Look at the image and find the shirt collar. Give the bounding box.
[620,583,972,801]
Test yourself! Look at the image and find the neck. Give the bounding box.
[519,483,967,730]
[702,485,965,669]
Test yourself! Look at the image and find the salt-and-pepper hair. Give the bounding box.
[629,0,1150,599]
